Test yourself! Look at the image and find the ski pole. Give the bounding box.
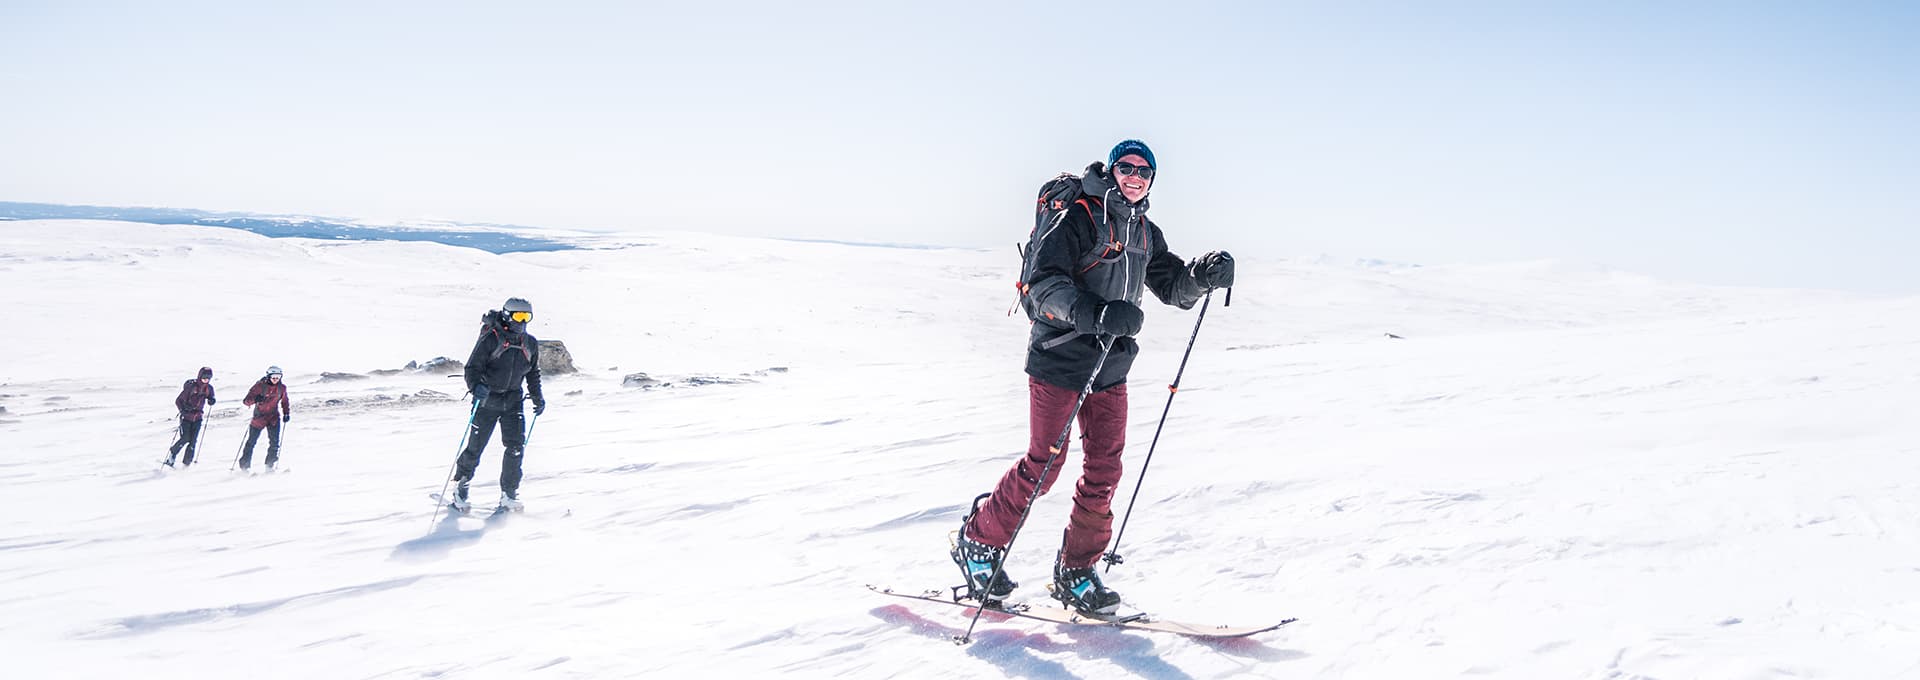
[168,416,183,465]
[190,383,212,465]
[427,398,485,530]
[229,415,251,471]
[191,412,209,466]
[960,330,1117,645]
[524,394,539,445]
[1104,289,1217,572]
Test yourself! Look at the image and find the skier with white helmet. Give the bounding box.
[238,365,291,471]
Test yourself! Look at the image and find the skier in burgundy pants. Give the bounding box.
[952,139,1235,614]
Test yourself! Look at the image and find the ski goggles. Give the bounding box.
[508,311,533,323]
[1112,162,1155,181]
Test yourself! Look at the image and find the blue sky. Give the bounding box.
[3,1,1916,291]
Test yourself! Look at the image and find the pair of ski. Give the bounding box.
[157,460,289,475]
[868,584,1296,640]
[430,493,523,518]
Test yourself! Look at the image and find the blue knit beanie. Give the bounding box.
[1108,139,1156,169]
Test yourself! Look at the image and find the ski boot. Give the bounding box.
[1050,560,1123,615]
[447,483,473,513]
[950,493,1017,602]
[496,491,524,513]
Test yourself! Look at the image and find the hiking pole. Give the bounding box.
[427,398,485,530]
[959,331,1117,645]
[1104,289,1218,573]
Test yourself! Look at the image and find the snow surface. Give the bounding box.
[3,220,1918,679]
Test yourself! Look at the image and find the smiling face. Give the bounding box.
[1113,153,1153,203]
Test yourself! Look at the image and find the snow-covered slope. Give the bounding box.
[4,220,1916,679]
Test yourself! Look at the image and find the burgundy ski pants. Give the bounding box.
[966,376,1129,569]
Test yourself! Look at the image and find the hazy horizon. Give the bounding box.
[4,1,1916,292]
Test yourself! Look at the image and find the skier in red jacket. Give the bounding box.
[166,366,216,467]
[238,366,292,471]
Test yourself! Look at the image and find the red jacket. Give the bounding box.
[174,379,215,422]
[242,378,291,428]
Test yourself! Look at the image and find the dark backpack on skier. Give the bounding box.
[1013,163,1101,320]
[481,311,534,362]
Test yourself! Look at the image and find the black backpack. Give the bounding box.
[482,311,534,362]
[1013,165,1100,320]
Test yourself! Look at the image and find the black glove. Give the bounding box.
[1193,251,1234,289]
[207,396,216,406]
[283,414,292,423]
[533,398,546,416]
[1072,297,1145,337]
[472,384,491,404]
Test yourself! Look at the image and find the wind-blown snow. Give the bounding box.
[3,220,1916,678]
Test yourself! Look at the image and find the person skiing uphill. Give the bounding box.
[238,366,291,471]
[166,367,216,467]
[952,139,1235,615]
[450,297,546,513]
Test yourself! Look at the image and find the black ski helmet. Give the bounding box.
[198,367,213,380]
[502,297,533,332]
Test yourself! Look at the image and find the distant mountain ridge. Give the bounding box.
[0,201,575,254]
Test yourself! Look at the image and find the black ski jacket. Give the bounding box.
[1023,168,1208,392]
[465,312,545,411]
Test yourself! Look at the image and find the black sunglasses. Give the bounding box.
[1113,161,1155,181]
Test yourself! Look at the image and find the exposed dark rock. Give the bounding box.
[682,375,752,387]
[623,369,783,390]
[319,372,368,382]
[405,357,464,375]
[539,340,577,375]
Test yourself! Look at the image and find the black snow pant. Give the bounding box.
[240,421,282,469]
[169,419,203,464]
[454,403,526,497]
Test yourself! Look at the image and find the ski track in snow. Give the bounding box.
[4,220,1920,679]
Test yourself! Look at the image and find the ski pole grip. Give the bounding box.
[1224,287,1232,307]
